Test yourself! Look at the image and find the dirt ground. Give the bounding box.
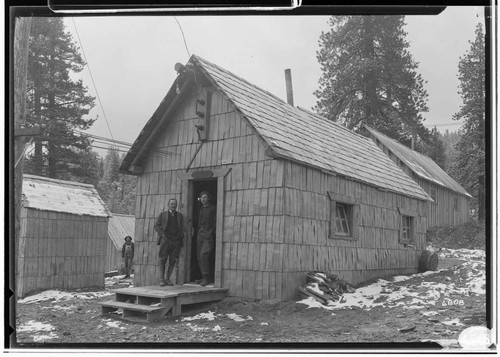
[13,247,489,351]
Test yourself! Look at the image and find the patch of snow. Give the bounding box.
[442,318,465,326]
[17,320,55,333]
[421,311,439,316]
[260,322,269,326]
[18,289,112,304]
[105,320,125,329]
[226,313,253,322]
[33,333,58,342]
[297,297,336,311]
[212,325,222,332]
[392,275,412,283]
[182,311,216,321]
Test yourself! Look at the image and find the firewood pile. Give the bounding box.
[298,271,356,305]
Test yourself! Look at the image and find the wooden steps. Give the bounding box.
[101,284,227,322]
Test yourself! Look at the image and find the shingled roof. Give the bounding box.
[365,126,472,198]
[108,213,135,250]
[121,55,432,202]
[22,175,110,217]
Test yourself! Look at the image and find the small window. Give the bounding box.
[398,207,418,244]
[328,192,359,240]
[454,197,459,211]
[335,203,351,236]
[401,215,413,241]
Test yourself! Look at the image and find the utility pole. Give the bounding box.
[12,16,32,303]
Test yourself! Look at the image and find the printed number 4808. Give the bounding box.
[442,299,465,306]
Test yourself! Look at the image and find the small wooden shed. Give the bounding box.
[364,126,472,227]
[119,55,433,301]
[18,175,110,298]
[106,213,135,273]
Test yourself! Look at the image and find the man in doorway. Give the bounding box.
[121,235,134,279]
[155,198,185,286]
[196,191,216,287]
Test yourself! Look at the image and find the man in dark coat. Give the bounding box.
[122,235,134,278]
[196,191,216,287]
[155,198,185,286]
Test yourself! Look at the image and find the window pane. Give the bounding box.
[335,203,350,235]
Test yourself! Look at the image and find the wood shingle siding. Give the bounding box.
[18,175,109,298]
[120,55,433,301]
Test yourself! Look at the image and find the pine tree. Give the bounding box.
[25,17,96,178]
[451,23,486,220]
[442,129,461,172]
[315,16,430,146]
[419,127,446,170]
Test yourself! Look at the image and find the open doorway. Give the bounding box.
[189,179,217,283]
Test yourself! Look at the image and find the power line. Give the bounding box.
[173,17,191,58]
[71,17,116,149]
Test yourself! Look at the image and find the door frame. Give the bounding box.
[177,167,231,287]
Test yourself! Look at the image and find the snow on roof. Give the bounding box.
[108,213,135,250]
[22,174,110,217]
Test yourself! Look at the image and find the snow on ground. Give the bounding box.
[18,289,112,304]
[226,313,253,322]
[181,311,253,323]
[181,311,217,321]
[17,320,58,342]
[297,248,485,312]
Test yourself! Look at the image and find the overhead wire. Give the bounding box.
[43,128,179,159]
[71,17,117,149]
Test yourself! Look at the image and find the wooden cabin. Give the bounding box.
[119,55,433,301]
[106,213,135,273]
[18,175,110,298]
[364,126,472,228]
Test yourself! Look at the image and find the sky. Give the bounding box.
[62,7,485,155]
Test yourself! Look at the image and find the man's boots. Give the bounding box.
[165,265,175,286]
[159,264,166,286]
[200,275,209,287]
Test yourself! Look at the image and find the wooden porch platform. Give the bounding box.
[100,284,228,322]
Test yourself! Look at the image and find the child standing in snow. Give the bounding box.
[122,236,134,278]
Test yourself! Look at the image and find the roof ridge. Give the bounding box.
[23,174,96,189]
[191,54,290,107]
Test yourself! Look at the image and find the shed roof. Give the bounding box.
[365,126,472,198]
[121,55,432,202]
[22,174,110,217]
[108,213,135,250]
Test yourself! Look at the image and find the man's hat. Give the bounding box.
[124,236,132,241]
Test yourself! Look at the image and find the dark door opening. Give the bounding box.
[190,179,217,283]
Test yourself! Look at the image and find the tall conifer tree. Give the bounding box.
[25,17,96,178]
[451,23,486,220]
[315,16,430,147]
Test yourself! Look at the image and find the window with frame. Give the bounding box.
[398,207,417,243]
[335,203,351,236]
[328,192,359,240]
[401,215,413,241]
